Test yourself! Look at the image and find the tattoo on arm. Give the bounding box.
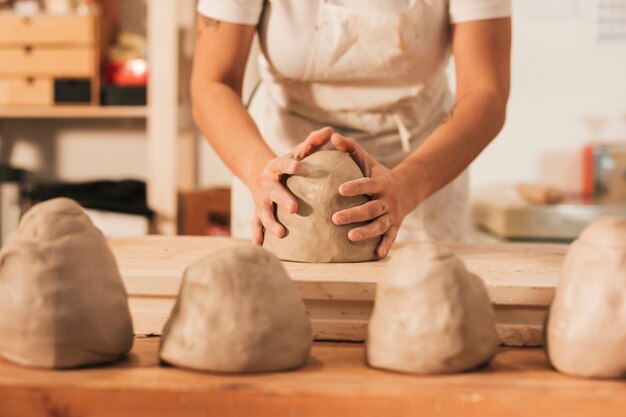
[197,16,222,39]
[440,104,456,124]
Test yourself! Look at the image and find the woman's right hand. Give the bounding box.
[251,126,334,245]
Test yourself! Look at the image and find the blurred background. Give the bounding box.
[0,0,625,245]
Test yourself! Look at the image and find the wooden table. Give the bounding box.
[1,338,625,417]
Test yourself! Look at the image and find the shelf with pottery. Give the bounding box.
[1,337,624,417]
[0,0,196,235]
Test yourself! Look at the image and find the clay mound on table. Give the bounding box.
[263,150,379,263]
[159,244,312,373]
[546,216,626,378]
[367,242,500,374]
[0,198,134,369]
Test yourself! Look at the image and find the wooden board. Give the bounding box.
[110,236,567,346]
[1,338,625,417]
[0,105,148,118]
[111,236,565,305]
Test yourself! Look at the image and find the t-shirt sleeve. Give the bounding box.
[196,0,264,25]
[449,0,512,23]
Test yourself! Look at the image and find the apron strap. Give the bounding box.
[392,113,412,154]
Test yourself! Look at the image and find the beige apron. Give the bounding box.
[233,0,469,242]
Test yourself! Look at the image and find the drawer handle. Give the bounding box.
[24,45,33,54]
[26,77,35,84]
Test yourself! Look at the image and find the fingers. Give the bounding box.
[339,177,384,197]
[376,226,399,258]
[251,214,264,245]
[330,132,359,154]
[292,126,334,159]
[333,200,387,225]
[268,181,298,213]
[264,155,300,213]
[348,213,392,242]
[270,156,300,176]
[257,202,285,238]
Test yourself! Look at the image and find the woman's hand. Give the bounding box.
[251,126,334,245]
[330,133,418,258]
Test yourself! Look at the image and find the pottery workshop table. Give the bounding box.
[111,236,567,346]
[1,338,625,417]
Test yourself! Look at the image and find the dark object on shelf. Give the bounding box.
[101,85,147,106]
[0,165,25,183]
[26,179,153,218]
[54,78,92,104]
[0,165,26,246]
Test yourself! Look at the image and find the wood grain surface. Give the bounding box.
[0,338,624,417]
[109,236,567,346]
[110,236,567,306]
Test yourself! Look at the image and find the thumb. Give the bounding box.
[292,126,334,160]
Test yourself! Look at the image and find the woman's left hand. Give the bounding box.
[330,133,417,258]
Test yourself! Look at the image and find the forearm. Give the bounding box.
[393,89,507,209]
[192,80,274,188]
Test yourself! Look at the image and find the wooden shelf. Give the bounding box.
[0,105,148,119]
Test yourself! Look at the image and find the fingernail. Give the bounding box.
[287,201,296,212]
[288,161,298,171]
[333,215,342,224]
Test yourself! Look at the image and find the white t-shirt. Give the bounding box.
[197,0,512,80]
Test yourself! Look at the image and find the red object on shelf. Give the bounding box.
[103,59,148,86]
[582,144,594,198]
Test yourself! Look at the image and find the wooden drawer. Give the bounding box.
[0,47,95,77]
[0,78,53,106]
[0,13,95,45]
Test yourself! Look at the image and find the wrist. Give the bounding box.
[243,153,274,191]
[391,162,429,214]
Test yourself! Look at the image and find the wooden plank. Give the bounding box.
[0,338,625,417]
[110,236,565,306]
[127,297,547,346]
[111,236,565,346]
[0,105,148,119]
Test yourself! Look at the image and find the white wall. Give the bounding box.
[470,0,626,192]
[6,120,147,182]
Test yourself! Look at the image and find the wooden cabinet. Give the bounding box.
[0,11,99,105]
